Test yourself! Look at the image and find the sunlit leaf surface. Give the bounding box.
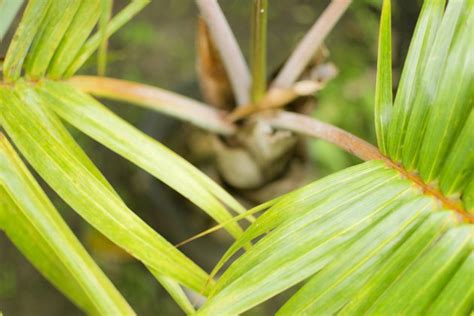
[0,83,210,293]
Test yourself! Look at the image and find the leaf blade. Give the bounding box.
[64,0,150,77]
[401,0,466,170]
[23,0,82,79]
[374,0,392,154]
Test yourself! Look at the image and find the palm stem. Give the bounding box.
[265,110,384,161]
[68,76,383,161]
[272,0,351,88]
[250,0,268,103]
[68,76,236,135]
[196,0,251,106]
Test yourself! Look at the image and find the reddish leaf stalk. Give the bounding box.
[68,76,236,135]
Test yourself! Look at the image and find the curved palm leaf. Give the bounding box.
[0,0,248,313]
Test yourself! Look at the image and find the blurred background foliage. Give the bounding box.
[0,0,421,315]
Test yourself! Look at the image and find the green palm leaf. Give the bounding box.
[0,83,210,293]
[2,0,149,81]
[386,0,446,161]
[47,0,101,79]
[0,135,134,315]
[1,0,249,311]
[2,0,50,81]
[199,161,471,315]
[385,0,473,209]
[64,0,150,78]
[400,0,469,170]
[374,0,392,154]
[23,0,82,79]
[1,0,472,314]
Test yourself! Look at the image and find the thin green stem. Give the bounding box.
[250,0,268,103]
[98,0,112,76]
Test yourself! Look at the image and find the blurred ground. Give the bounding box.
[0,1,420,315]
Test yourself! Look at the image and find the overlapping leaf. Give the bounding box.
[2,0,149,81]
[1,0,472,314]
[37,80,247,240]
[374,0,392,154]
[386,0,446,161]
[1,0,248,312]
[0,135,134,315]
[0,0,24,42]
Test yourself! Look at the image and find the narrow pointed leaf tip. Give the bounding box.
[374,0,393,154]
[0,83,211,293]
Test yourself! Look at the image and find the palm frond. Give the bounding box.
[0,135,134,315]
[198,161,471,315]
[0,0,254,311]
[2,0,472,314]
[97,0,112,76]
[0,82,211,293]
[398,0,470,171]
[2,0,50,81]
[47,0,101,78]
[64,0,150,78]
[23,0,82,79]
